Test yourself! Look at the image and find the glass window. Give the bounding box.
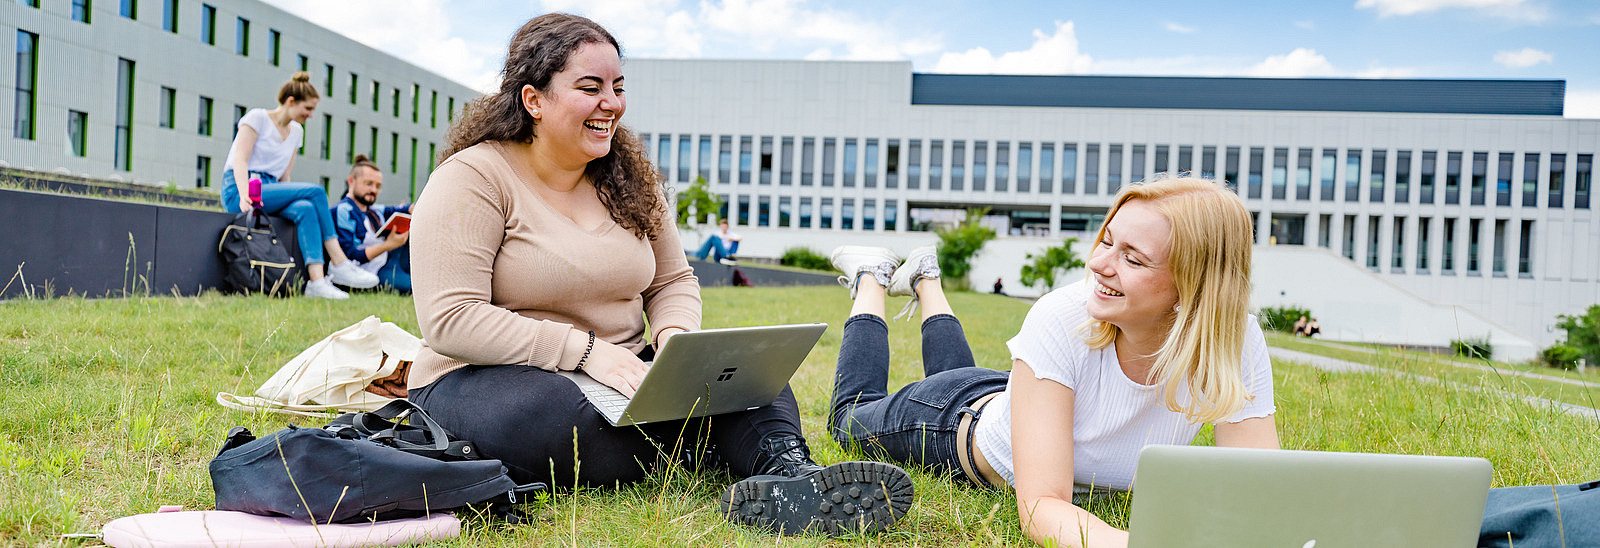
[1492,219,1507,275]
[114,58,135,171]
[655,134,668,175]
[1496,152,1513,206]
[1345,149,1362,202]
[391,87,399,118]
[1519,220,1534,276]
[720,135,734,183]
[760,137,772,185]
[411,83,419,123]
[1318,214,1332,249]
[758,196,771,227]
[800,197,813,228]
[1367,216,1380,269]
[163,0,177,32]
[1577,154,1592,209]
[778,196,792,227]
[883,139,897,189]
[1467,218,1481,273]
[120,0,135,18]
[447,96,454,122]
[13,30,37,140]
[1202,146,1217,179]
[741,136,755,184]
[1106,144,1122,194]
[346,120,355,164]
[1342,215,1356,260]
[368,125,377,162]
[430,91,437,128]
[390,132,398,173]
[800,137,813,186]
[268,29,279,66]
[320,113,331,160]
[68,110,88,157]
[1224,147,1240,195]
[201,4,215,45]
[1392,217,1405,271]
[235,17,249,56]
[907,140,922,190]
[1418,217,1430,272]
[1471,152,1487,205]
[1129,145,1146,185]
[196,95,212,136]
[1320,149,1336,201]
[842,198,855,230]
[348,73,358,105]
[1040,142,1055,194]
[820,197,833,229]
[821,138,836,186]
[195,155,211,188]
[1549,154,1565,208]
[299,54,308,72]
[1369,150,1387,203]
[972,141,988,191]
[864,199,876,230]
[1061,144,1077,194]
[1296,149,1312,201]
[1443,217,1456,272]
[697,136,711,181]
[951,141,966,191]
[738,195,751,226]
[1248,147,1264,199]
[1271,147,1288,200]
[864,138,879,188]
[72,0,91,22]
[1154,145,1169,174]
[884,200,897,231]
[928,140,944,191]
[1178,146,1193,173]
[1446,152,1462,205]
[1084,144,1100,195]
[371,80,380,112]
[1420,151,1437,204]
[1522,153,1539,207]
[676,134,690,182]
[409,138,418,198]
[1016,142,1030,192]
[233,104,245,139]
[1395,150,1412,203]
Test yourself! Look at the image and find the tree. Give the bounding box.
[935,209,996,290]
[674,176,722,228]
[1018,237,1085,292]
[1555,305,1600,365]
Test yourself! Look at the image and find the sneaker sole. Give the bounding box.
[720,461,914,536]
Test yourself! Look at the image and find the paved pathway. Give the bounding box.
[1308,339,1600,390]
[1267,346,1600,421]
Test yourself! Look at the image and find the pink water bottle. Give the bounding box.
[248,178,263,209]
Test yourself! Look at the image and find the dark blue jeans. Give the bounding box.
[221,170,337,265]
[829,314,1009,485]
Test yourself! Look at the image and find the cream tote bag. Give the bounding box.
[217,316,422,417]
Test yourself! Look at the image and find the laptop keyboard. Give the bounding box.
[579,381,631,421]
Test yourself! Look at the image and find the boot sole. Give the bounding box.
[720,461,914,536]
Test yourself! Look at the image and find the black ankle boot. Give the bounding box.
[720,434,915,536]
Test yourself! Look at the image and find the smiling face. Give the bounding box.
[346,165,382,207]
[525,42,624,166]
[1085,199,1180,337]
[284,96,318,124]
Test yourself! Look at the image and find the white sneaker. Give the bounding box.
[304,278,350,299]
[888,245,940,320]
[830,246,900,300]
[327,260,380,289]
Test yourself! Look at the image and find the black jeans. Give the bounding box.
[409,346,804,489]
[828,314,1009,483]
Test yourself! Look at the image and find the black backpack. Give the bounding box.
[211,400,545,524]
[217,211,299,296]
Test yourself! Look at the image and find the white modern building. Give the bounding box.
[624,59,1599,359]
[1,0,476,204]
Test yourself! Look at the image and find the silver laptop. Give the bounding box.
[557,323,827,426]
[1128,445,1491,548]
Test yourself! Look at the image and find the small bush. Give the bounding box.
[780,246,832,272]
[1540,345,1583,370]
[1258,305,1312,334]
[1451,336,1494,360]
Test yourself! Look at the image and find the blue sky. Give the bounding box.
[265,0,1600,117]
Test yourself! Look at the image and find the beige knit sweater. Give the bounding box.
[407,141,701,390]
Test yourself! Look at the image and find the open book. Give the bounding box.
[377,212,411,236]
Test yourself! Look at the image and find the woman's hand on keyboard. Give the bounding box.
[585,339,650,398]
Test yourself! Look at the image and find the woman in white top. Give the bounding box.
[827,176,1280,548]
[221,72,377,299]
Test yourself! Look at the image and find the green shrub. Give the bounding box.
[1019,237,1085,292]
[1540,345,1584,370]
[935,209,997,290]
[1554,305,1600,366]
[779,246,833,272]
[675,176,723,227]
[1451,336,1494,360]
[1258,305,1312,334]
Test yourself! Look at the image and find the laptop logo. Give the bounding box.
[716,368,737,382]
[1303,541,1316,548]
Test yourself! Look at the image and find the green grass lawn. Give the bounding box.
[3,287,1599,546]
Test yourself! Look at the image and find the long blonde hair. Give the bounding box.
[1084,176,1255,423]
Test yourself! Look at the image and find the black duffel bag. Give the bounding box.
[211,400,544,524]
[217,210,299,296]
[1480,480,1600,547]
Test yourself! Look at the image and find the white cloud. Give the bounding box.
[1493,47,1553,68]
[698,0,939,60]
[264,0,500,93]
[1248,48,1337,77]
[1162,21,1196,33]
[1294,20,1317,29]
[1354,0,1547,21]
[540,0,704,58]
[932,21,1093,74]
[1566,90,1600,119]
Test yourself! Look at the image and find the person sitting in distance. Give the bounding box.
[404,13,913,537]
[220,71,379,299]
[826,176,1279,548]
[693,218,742,265]
[332,154,413,293]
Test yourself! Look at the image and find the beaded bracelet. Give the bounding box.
[575,330,596,371]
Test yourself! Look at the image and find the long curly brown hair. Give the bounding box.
[441,13,665,240]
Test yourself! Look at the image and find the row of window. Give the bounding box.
[192,130,437,199]
[640,133,1595,210]
[1303,214,1541,278]
[319,67,454,129]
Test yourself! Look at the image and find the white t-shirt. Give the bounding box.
[972,280,1275,492]
[223,108,303,180]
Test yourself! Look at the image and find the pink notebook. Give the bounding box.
[102,510,459,548]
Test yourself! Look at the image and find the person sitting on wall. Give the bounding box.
[693,218,742,265]
[1305,317,1322,338]
[1292,315,1309,337]
[221,71,379,299]
[993,277,1007,296]
[332,154,413,293]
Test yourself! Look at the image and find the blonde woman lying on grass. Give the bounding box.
[827,175,1280,547]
